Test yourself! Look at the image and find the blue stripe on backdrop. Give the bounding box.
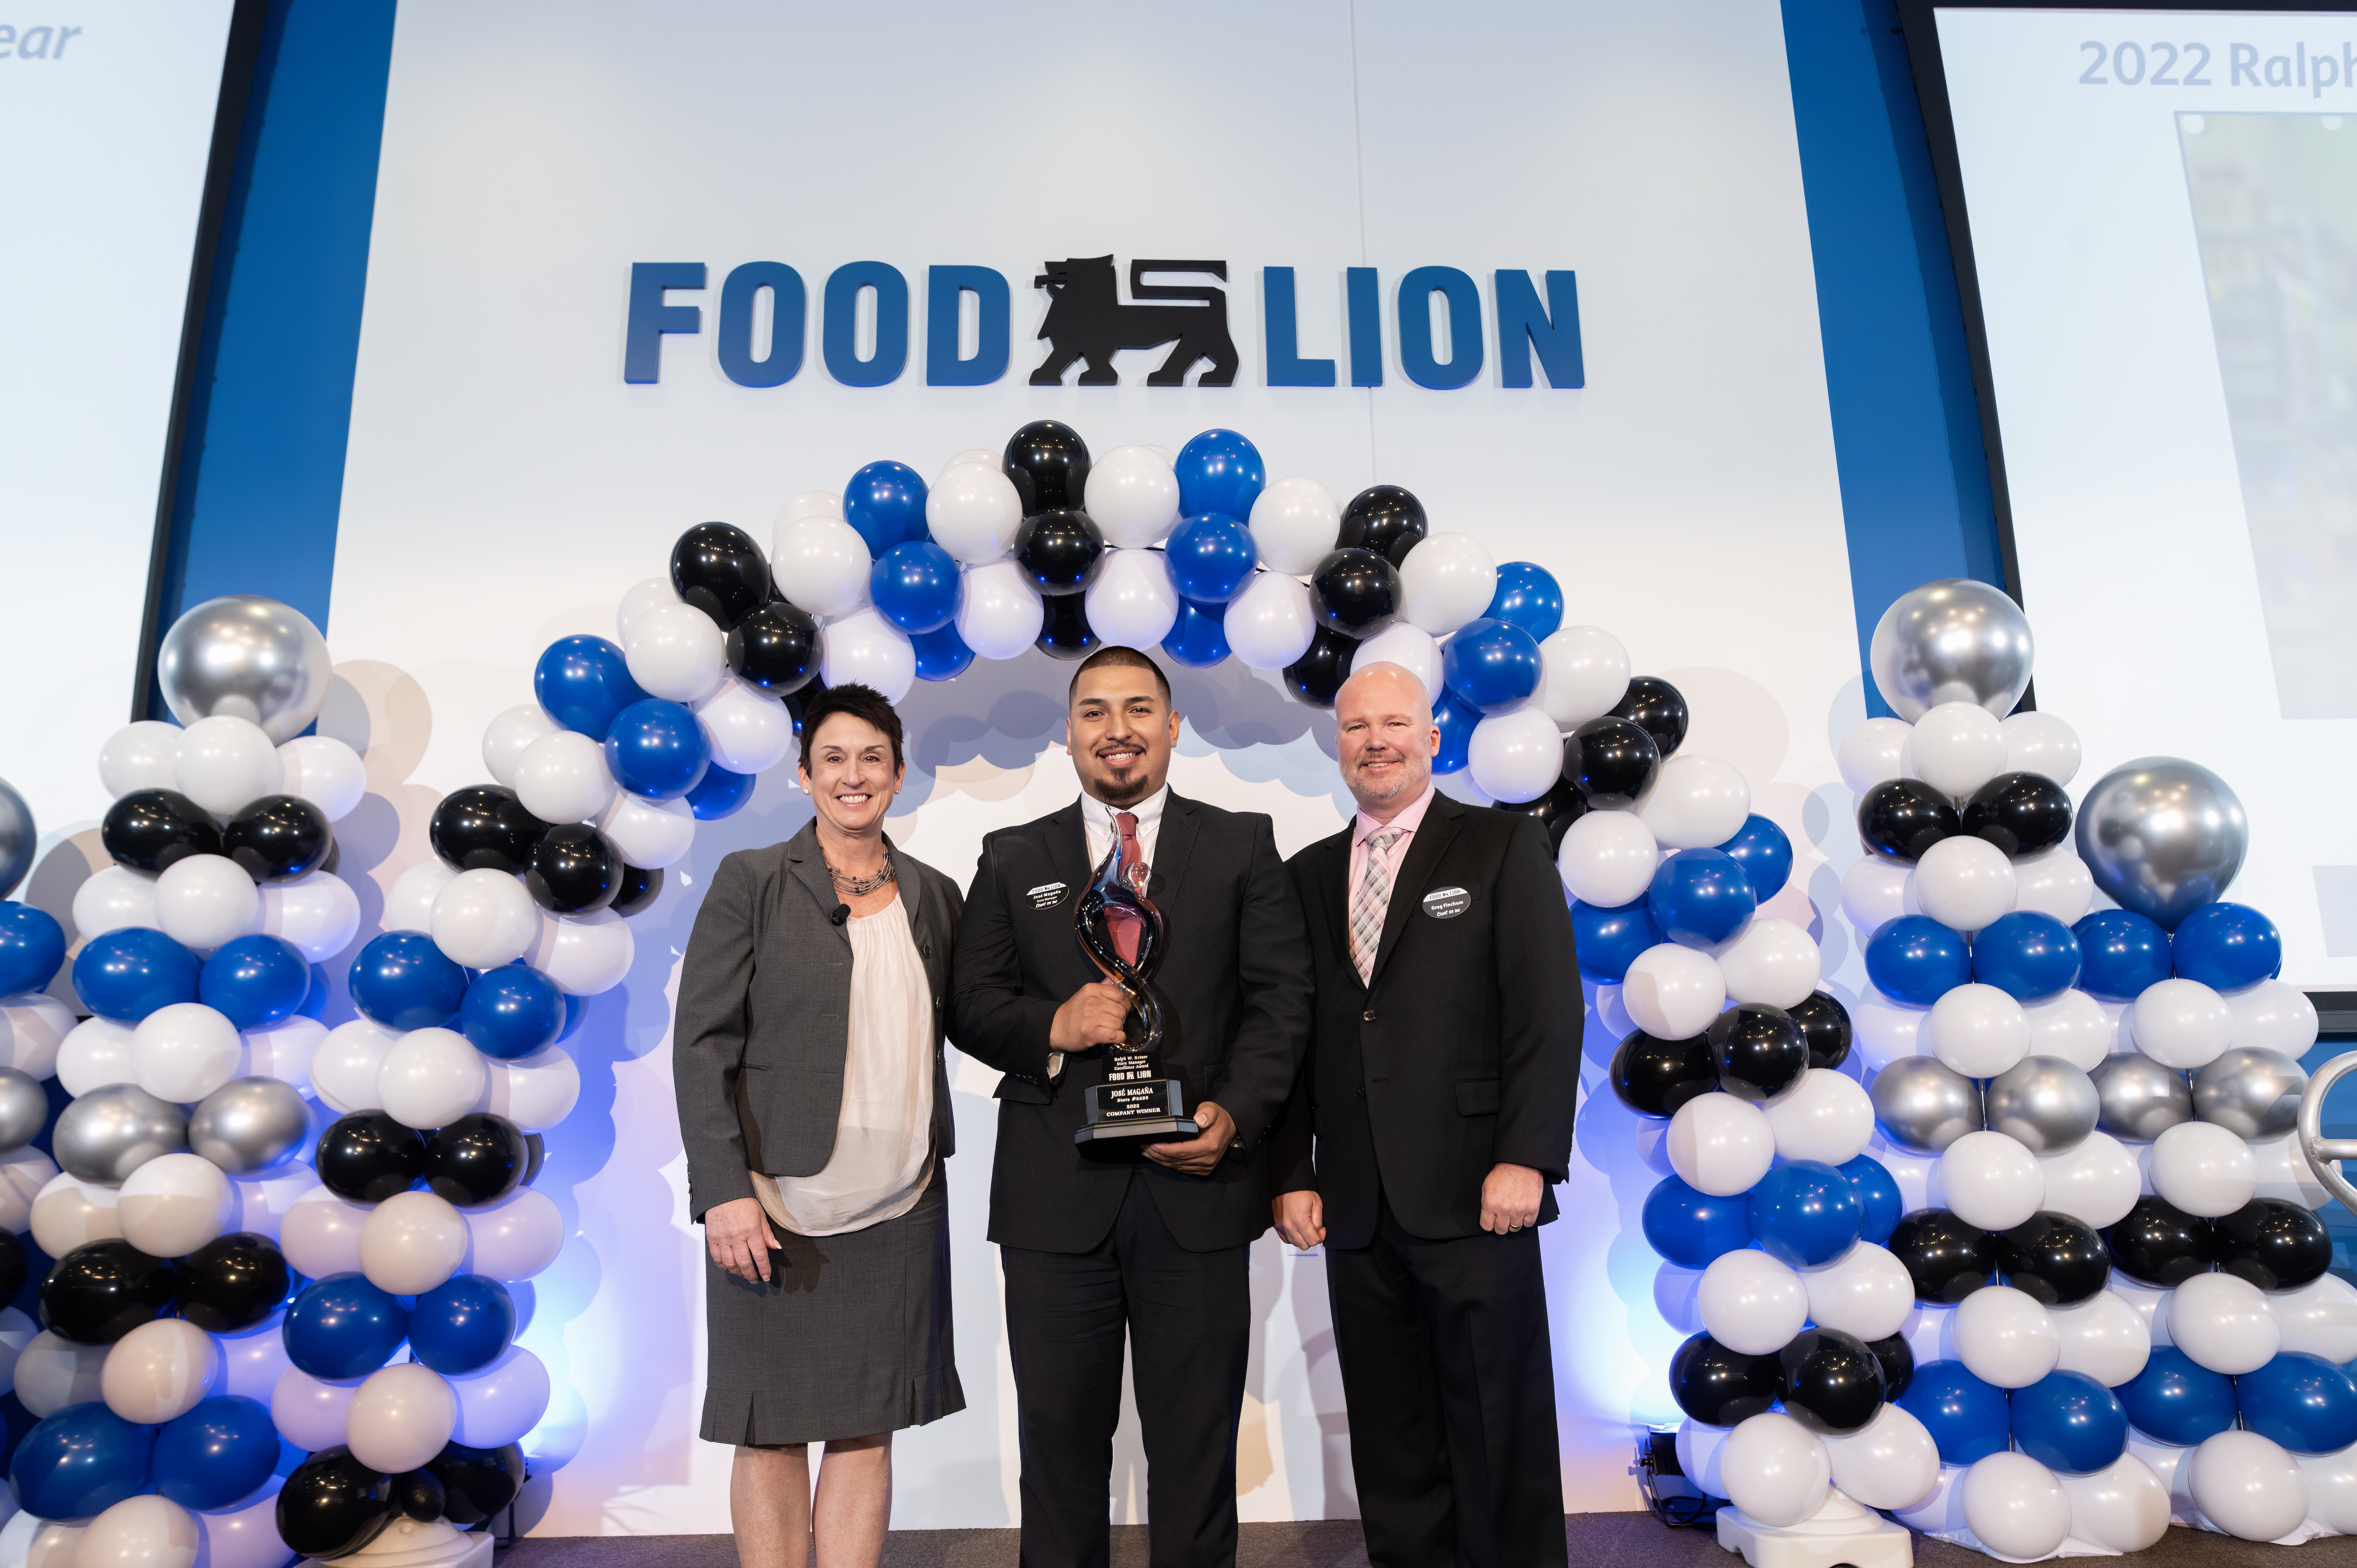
[146,0,396,715]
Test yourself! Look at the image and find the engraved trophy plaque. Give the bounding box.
[1071,829,1199,1145]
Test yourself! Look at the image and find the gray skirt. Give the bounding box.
[700,1174,965,1446]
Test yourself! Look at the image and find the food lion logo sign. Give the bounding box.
[622,254,1583,392]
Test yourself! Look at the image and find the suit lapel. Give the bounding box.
[1309,829,1356,986]
[1367,796,1463,989]
[1147,791,1201,909]
[782,822,851,947]
[1045,801,1090,898]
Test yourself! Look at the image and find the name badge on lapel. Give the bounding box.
[1027,881,1067,911]
[1421,886,1471,919]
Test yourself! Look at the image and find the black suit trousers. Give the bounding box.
[1325,1197,1567,1568]
[1000,1174,1249,1568]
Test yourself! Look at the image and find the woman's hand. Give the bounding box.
[706,1196,778,1284]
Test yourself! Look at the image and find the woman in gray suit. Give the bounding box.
[673,681,965,1568]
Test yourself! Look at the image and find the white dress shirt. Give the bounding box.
[1080,783,1167,876]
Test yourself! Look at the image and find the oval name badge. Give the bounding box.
[1421,886,1471,919]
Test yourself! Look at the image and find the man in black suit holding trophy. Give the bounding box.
[952,645,1313,1568]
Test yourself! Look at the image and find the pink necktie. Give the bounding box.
[1109,810,1148,966]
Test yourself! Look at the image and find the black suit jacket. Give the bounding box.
[950,791,1314,1254]
[1271,795,1581,1248]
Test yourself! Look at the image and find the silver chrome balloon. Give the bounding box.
[2090,1053,2194,1142]
[1867,579,2036,722]
[188,1076,310,1176]
[0,1067,47,1155]
[0,776,30,902]
[1983,1055,2101,1154]
[2193,1047,2308,1141]
[2074,758,2248,932]
[154,594,333,744]
[2299,1053,2357,1213]
[52,1084,188,1185]
[1870,1056,1984,1154]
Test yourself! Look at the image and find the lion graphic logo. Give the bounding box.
[1029,256,1240,387]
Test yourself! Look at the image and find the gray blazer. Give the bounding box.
[672,820,963,1222]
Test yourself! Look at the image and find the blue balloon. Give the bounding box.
[2011,1370,2129,1474]
[2173,902,2283,991]
[841,460,929,557]
[283,1273,410,1381]
[1648,849,1758,949]
[10,1403,155,1520]
[558,992,588,1042]
[911,624,974,682]
[1839,1156,1904,1244]
[1441,618,1544,715]
[1971,911,2082,1001]
[459,966,565,1060]
[2116,1347,2237,1446]
[0,902,65,996]
[1433,691,1478,775]
[869,541,961,634]
[1866,917,1971,1006]
[1162,598,1230,668]
[1747,1160,1864,1268]
[152,1395,279,1510]
[604,698,711,802]
[1483,561,1564,642]
[71,927,200,1023]
[1715,816,1794,902]
[1899,1360,2011,1464]
[1642,1176,1755,1268]
[533,635,647,740]
[198,934,311,1029]
[298,964,333,1019]
[1572,899,1664,983]
[348,931,468,1031]
[685,763,755,821]
[409,1274,517,1376]
[1164,513,1259,604]
[2073,910,2172,1001]
[1174,429,1265,521]
[2236,1352,2357,1455]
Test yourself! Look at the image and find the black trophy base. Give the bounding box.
[1075,1066,1197,1146]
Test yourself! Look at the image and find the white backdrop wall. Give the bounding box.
[320,0,1869,1533]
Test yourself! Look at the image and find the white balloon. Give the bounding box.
[1836,719,1913,796]
[2189,1430,2308,1542]
[2057,1451,2171,1552]
[56,1016,135,1097]
[1890,1462,1970,1534]
[1666,1093,1775,1198]
[779,488,843,524]
[1224,572,1317,670]
[117,1151,233,1256]
[2224,980,2320,1057]
[99,721,183,798]
[1396,533,1497,637]
[191,1475,289,1568]
[1823,1403,1941,1511]
[510,730,615,825]
[1935,1131,2046,1231]
[1466,710,1560,805]
[173,715,281,816]
[2251,1130,2334,1210]
[271,1365,357,1450]
[2012,846,2095,925]
[2272,1273,2357,1363]
[623,602,728,704]
[1910,702,2010,800]
[1962,1450,2072,1559]
[277,735,366,823]
[2167,1271,2279,1375]
[770,515,872,619]
[1839,858,1910,938]
[100,1317,218,1424]
[2300,1446,2357,1534]
[279,1184,369,1278]
[0,1516,85,1568]
[1084,447,1184,550]
[1677,1420,1733,1497]
[528,908,634,996]
[2022,988,2111,1072]
[0,1151,57,1233]
[2149,1121,2257,1218]
[614,576,683,647]
[257,870,360,963]
[817,607,915,704]
[2036,1131,2142,1229]
[311,1018,398,1113]
[465,1186,565,1280]
[1350,624,1443,704]
[1763,1069,1875,1166]
[1719,1412,1830,1528]
[1953,1285,2062,1389]
[382,859,456,936]
[215,1314,290,1403]
[377,1027,489,1130]
[1536,626,1631,728]
[73,865,159,939]
[2003,711,2083,788]
[128,1003,241,1103]
[32,1174,122,1258]
[1556,810,1658,908]
[1928,984,2032,1078]
[597,792,694,870]
[1910,836,2016,934]
[1715,920,1821,1010]
[449,1344,552,1448]
[2130,978,2234,1070]
[153,855,261,952]
[430,869,541,969]
[245,1014,324,1093]
[954,559,1046,661]
[479,1045,581,1132]
[1623,943,1728,1040]
[360,1190,470,1295]
[2049,1289,2152,1388]
[0,993,70,1080]
[482,704,560,790]
[1698,1249,1809,1355]
[1637,754,1751,850]
[1800,1241,1913,1341]
[346,1362,459,1475]
[1083,549,1181,650]
[925,461,1026,560]
[693,678,793,775]
[1242,475,1336,572]
[16,1331,108,1416]
[80,1493,198,1568]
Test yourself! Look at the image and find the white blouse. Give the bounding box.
[749,893,935,1237]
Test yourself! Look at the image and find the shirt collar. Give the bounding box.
[1081,783,1168,838]
[1354,782,1437,848]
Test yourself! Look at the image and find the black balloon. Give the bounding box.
[395,1468,446,1522]
[1561,717,1659,810]
[1708,1004,1807,1103]
[429,786,548,875]
[277,1448,397,1559]
[101,788,221,873]
[1004,419,1090,514]
[1995,1212,2111,1306]
[223,793,334,883]
[1494,778,1589,851]
[524,824,617,915]
[1670,1333,1782,1427]
[1787,991,1853,1070]
[316,1112,429,1204]
[1963,772,2074,859]
[1036,593,1098,661]
[610,862,662,916]
[1609,1030,1717,1118]
[1610,676,1690,759]
[670,521,770,630]
[2104,1197,2219,1287]
[425,1114,530,1208]
[1777,1328,1886,1436]
[783,673,827,738]
[1335,485,1428,566]
[1306,548,1402,639]
[175,1233,292,1333]
[1284,626,1357,708]
[427,1441,528,1528]
[523,1133,547,1187]
[726,600,820,695]
[1014,509,1106,597]
[1866,1333,1916,1402]
[0,1229,24,1305]
[39,1240,175,1344]
[1856,780,1961,863]
[2216,1198,2332,1292]
[1888,1209,1994,1303]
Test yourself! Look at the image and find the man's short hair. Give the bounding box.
[1067,645,1172,708]
[796,681,905,770]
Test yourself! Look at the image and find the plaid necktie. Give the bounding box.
[1351,827,1403,984]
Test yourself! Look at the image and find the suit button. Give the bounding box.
[1357,1087,1367,1098]
[1362,1009,1376,1023]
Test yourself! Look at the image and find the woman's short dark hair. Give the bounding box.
[795,682,904,771]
